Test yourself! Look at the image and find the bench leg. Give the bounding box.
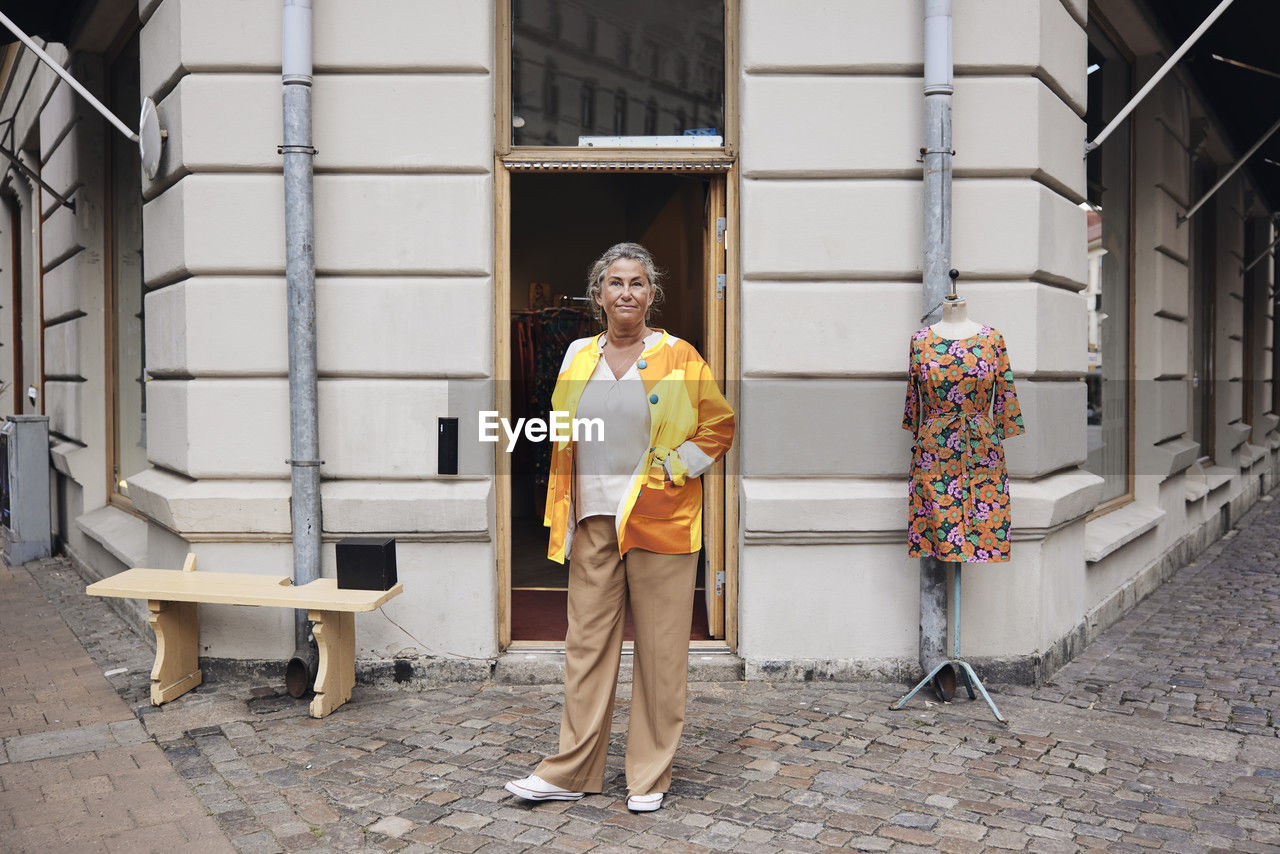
[148,600,202,705]
[309,609,355,718]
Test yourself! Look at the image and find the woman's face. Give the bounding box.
[596,258,654,329]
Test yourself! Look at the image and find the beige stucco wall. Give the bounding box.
[736,0,1097,674]
[128,0,498,660]
[1,0,1277,679]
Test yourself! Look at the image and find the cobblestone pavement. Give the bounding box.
[7,492,1279,852]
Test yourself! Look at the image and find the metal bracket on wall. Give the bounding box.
[715,216,726,244]
[716,274,726,300]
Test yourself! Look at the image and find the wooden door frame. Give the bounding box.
[493,0,740,652]
[5,192,21,414]
[104,20,144,512]
[494,164,739,652]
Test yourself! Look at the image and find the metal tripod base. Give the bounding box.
[891,658,1006,723]
[892,562,1007,723]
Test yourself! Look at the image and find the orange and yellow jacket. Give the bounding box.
[544,330,735,563]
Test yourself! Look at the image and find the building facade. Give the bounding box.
[1,0,1276,684]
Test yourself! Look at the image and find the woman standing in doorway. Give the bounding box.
[505,242,735,812]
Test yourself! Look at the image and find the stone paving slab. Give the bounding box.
[0,559,235,853]
[3,717,149,764]
[0,562,136,740]
[14,488,1280,852]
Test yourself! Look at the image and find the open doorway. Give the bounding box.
[507,170,726,642]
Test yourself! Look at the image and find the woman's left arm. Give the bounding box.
[674,357,736,479]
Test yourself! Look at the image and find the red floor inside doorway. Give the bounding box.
[510,588,712,642]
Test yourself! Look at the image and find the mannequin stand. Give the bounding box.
[891,563,1007,723]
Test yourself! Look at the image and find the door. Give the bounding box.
[702,178,726,638]
[500,167,732,646]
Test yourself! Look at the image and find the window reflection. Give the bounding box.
[511,0,724,146]
[109,31,148,499]
[1084,27,1132,503]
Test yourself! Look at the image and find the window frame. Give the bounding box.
[1242,216,1259,430]
[1189,156,1218,462]
[104,18,147,513]
[496,0,739,160]
[1273,248,1280,422]
[1084,9,1136,519]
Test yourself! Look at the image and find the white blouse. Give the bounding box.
[574,333,658,521]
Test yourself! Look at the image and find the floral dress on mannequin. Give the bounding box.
[902,325,1024,562]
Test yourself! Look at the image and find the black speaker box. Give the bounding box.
[438,416,459,475]
[336,536,397,591]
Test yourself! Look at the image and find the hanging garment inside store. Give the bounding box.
[513,306,597,507]
[902,325,1024,562]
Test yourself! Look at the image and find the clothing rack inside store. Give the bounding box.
[890,564,1008,724]
[511,304,597,497]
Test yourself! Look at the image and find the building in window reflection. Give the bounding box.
[511,0,723,145]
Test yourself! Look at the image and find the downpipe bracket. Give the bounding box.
[918,146,956,163]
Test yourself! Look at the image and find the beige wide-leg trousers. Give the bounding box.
[534,515,699,796]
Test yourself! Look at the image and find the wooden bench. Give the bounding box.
[86,554,404,718]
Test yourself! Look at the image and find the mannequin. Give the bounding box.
[930,294,982,340]
[900,274,1025,711]
[924,278,978,701]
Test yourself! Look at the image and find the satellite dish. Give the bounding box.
[139,97,165,180]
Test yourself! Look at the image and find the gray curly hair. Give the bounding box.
[585,242,664,327]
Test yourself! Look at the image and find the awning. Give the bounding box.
[1150,0,1280,211]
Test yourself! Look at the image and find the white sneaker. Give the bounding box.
[626,792,664,812]
[504,774,585,802]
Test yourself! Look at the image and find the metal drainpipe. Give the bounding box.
[282,0,321,675]
[919,0,953,679]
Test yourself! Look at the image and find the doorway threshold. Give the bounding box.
[496,641,742,684]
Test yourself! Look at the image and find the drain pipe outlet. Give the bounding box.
[282,0,321,691]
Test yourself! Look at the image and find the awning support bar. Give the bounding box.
[1085,0,1236,156]
[1242,228,1280,275]
[1179,115,1280,224]
[0,10,139,143]
[0,139,74,212]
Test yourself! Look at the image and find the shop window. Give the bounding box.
[509,0,724,146]
[579,81,595,131]
[1083,22,1133,506]
[1242,218,1259,428]
[548,0,561,38]
[512,53,523,112]
[107,29,147,502]
[613,90,628,135]
[617,31,631,69]
[1274,252,1280,419]
[542,60,559,119]
[1189,159,1217,460]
